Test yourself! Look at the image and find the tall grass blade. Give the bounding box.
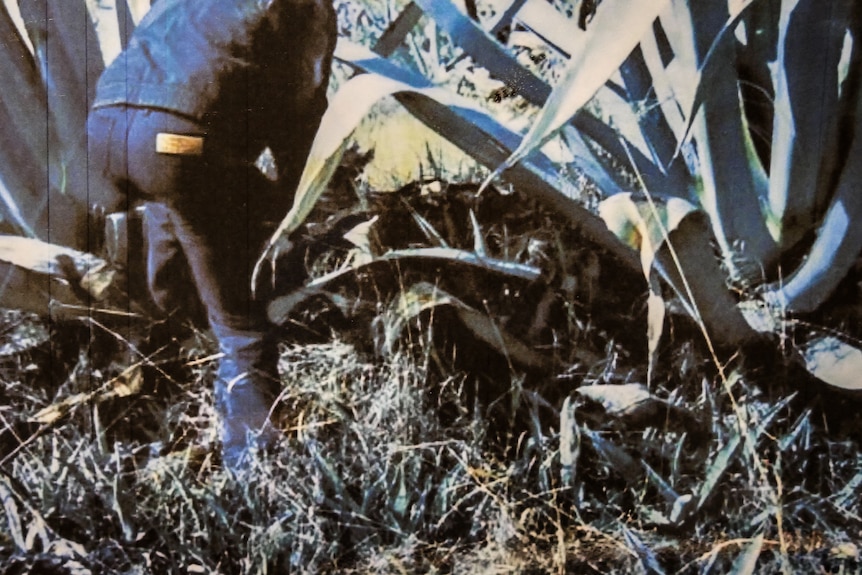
[622,525,667,575]
[833,459,862,510]
[582,427,642,481]
[559,396,580,488]
[729,534,764,575]
[0,478,26,551]
[696,428,743,512]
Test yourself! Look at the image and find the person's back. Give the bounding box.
[94,0,334,186]
[87,0,337,471]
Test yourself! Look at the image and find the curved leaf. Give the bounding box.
[799,336,862,394]
[485,0,672,185]
[267,247,541,325]
[256,41,643,284]
[381,281,553,372]
[767,0,850,249]
[598,193,761,348]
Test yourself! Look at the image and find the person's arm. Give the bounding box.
[263,0,337,199]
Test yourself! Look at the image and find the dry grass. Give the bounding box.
[0,174,861,574]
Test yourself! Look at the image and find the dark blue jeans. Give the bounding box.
[88,105,290,468]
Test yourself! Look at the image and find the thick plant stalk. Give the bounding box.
[653,214,761,349]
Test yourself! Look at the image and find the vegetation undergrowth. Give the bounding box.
[0,168,861,573]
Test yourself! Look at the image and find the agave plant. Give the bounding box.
[489,0,862,384]
[496,0,861,320]
[259,0,862,389]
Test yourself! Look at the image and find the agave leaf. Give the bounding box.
[262,72,411,250]
[267,247,541,325]
[598,192,759,348]
[670,0,759,150]
[767,0,850,249]
[415,0,661,194]
[0,235,106,279]
[729,534,764,575]
[576,383,703,434]
[688,57,778,280]
[798,336,862,394]
[380,282,456,356]
[381,282,554,372]
[598,192,698,277]
[334,39,643,273]
[652,214,763,348]
[485,0,671,185]
[257,41,641,282]
[765,83,862,313]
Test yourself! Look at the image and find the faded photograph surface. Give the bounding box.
[0,1,860,573]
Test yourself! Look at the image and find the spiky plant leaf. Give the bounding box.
[582,427,643,481]
[267,247,541,325]
[597,193,696,278]
[622,526,666,575]
[381,281,553,372]
[695,426,743,512]
[799,336,862,393]
[483,0,671,188]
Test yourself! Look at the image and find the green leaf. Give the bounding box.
[695,427,743,512]
[583,427,643,481]
[598,192,698,278]
[622,526,666,575]
[598,193,760,349]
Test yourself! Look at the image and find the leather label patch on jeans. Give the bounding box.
[156,133,204,156]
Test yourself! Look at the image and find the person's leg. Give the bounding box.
[142,201,206,325]
[121,108,283,470]
[157,174,281,471]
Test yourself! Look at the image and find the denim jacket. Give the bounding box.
[94,0,336,187]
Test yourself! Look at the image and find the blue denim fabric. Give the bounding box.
[213,329,281,471]
[88,106,288,471]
